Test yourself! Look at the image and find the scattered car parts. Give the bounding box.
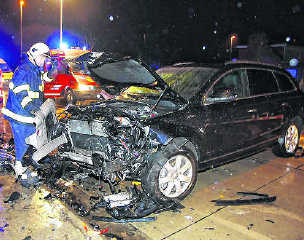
[211,191,277,206]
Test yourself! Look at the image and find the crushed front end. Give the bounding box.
[27,99,180,219]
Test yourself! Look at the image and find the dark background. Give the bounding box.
[1,0,304,68]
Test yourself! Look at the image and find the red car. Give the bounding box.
[44,55,108,105]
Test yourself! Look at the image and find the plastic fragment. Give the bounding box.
[265,219,275,223]
[99,227,109,235]
[204,227,215,230]
[4,191,21,203]
[247,223,254,230]
[131,181,141,186]
[82,222,88,232]
[0,223,9,232]
[211,192,276,206]
[103,232,123,240]
[92,216,156,223]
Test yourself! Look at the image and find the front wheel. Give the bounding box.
[142,138,198,204]
[273,117,302,157]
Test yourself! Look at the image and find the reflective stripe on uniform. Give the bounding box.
[21,96,32,108]
[13,84,30,94]
[28,91,40,99]
[9,82,14,90]
[1,108,35,124]
[39,84,44,91]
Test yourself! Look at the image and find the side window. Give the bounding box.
[247,69,279,96]
[209,70,244,100]
[274,73,296,92]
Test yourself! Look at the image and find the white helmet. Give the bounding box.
[27,42,50,60]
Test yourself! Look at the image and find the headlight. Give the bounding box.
[78,84,95,91]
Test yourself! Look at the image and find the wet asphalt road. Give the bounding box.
[1,100,304,239]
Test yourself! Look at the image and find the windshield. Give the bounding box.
[156,66,219,100]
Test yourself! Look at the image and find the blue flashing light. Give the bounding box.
[0,29,19,69]
[46,30,87,50]
[60,42,69,50]
[286,68,297,79]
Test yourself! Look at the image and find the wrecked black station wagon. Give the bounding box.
[26,53,304,217]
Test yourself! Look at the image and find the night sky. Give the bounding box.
[1,0,304,68]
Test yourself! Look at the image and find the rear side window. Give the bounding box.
[247,69,279,96]
[274,73,295,92]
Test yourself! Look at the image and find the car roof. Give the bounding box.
[159,60,290,75]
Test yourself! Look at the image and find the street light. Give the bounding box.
[59,0,63,49]
[19,0,25,57]
[230,34,237,60]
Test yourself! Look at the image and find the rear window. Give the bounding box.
[274,73,296,92]
[157,66,218,100]
[247,69,279,96]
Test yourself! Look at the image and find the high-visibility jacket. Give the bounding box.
[1,57,44,124]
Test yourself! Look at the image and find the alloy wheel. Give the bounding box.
[158,154,193,198]
[285,124,299,153]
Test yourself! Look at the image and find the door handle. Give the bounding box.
[248,109,257,114]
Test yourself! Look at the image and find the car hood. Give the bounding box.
[84,52,179,92]
[89,55,165,86]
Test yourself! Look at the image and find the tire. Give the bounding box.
[64,89,77,105]
[273,117,302,157]
[142,138,198,205]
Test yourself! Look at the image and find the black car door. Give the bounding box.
[201,69,258,157]
[245,68,283,144]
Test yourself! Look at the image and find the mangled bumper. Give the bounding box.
[25,99,68,162]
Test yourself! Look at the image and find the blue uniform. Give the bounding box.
[2,57,44,162]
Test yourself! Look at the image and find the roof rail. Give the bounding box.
[172,61,196,67]
[225,59,282,68]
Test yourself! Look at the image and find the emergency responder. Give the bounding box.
[1,42,52,187]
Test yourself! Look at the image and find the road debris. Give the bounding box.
[98,227,110,235]
[265,219,275,223]
[211,191,276,206]
[91,216,156,223]
[247,223,254,230]
[0,223,9,232]
[23,236,32,240]
[82,222,88,232]
[4,191,21,203]
[103,232,123,240]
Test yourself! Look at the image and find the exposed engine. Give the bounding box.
[54,102,167,186]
